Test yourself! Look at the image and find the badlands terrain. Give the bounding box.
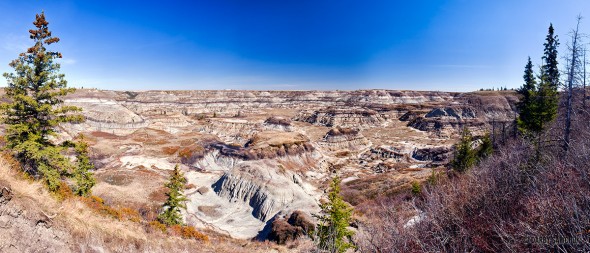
[50,89,518,240]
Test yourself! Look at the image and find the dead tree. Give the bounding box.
[584,50,588,108]
[563,15,585,152]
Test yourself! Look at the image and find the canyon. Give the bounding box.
[54,89,517,240]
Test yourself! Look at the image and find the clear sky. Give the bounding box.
[0,0,588,91]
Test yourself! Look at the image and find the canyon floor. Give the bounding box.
[47,89,518,240]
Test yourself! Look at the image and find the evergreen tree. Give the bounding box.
[73,135,96,197]
[451,128,477,173]
[158,165,188,226]
[477,132,493,159]
[315,176,355,253]
[542,24,561,91]
[537,24,560,130]
[1,12,83,191]
[537,71,559,132]
[517,57,541,133]
[517,24,560,136]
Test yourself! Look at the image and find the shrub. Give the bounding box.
[119,207,141,223]
[411,181,421,195]
[80,195,122,220]
[148,220,167,233]
[55,181,74,201]
[451,128,477,173]
[180,225,209,241]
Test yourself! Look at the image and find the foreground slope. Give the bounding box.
[0,155,306,253]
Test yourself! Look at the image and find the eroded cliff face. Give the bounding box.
[184,148,323,239]
[54,89,517,240]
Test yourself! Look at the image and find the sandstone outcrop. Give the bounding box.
[411,146,452,163]
[293,108,386,128]
[267,211,315,244]
[263,116,293,132]
[319,127,369,151]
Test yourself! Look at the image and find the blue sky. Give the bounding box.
[0,0,588,91]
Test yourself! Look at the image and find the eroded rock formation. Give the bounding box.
[49,89,519,240]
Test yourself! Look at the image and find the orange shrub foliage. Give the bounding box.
[1,152,20,169]
[56,181,74,200]
[119,207,141,223]
[80,195,122,220]
[149,220,167,233]
[168,225,208,241]
[180,225,209,241]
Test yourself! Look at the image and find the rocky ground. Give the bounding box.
[51,89,517,240]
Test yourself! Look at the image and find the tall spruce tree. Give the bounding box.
[516,24,560,136]
[537,24,560,130]
[158,165,188,226]
[1,12,84,191]
[543,24,561,91]
[315,176,355,253]
[517,57,541,133]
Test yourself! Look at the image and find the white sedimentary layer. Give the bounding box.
[184,151,321,239]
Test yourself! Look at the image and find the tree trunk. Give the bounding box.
[564,16,582,153]
[584,50,587,109]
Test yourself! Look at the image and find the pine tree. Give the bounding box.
[158,165,188,226]
[516,24,560,136]
[517,57,540,133]
[477,132,493,159]
[73,135,96,197]
[537,24,560,130]
[451,128,477,173]
[543,24,561,91]
[1,12,84,191]
[315,176,355,253]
